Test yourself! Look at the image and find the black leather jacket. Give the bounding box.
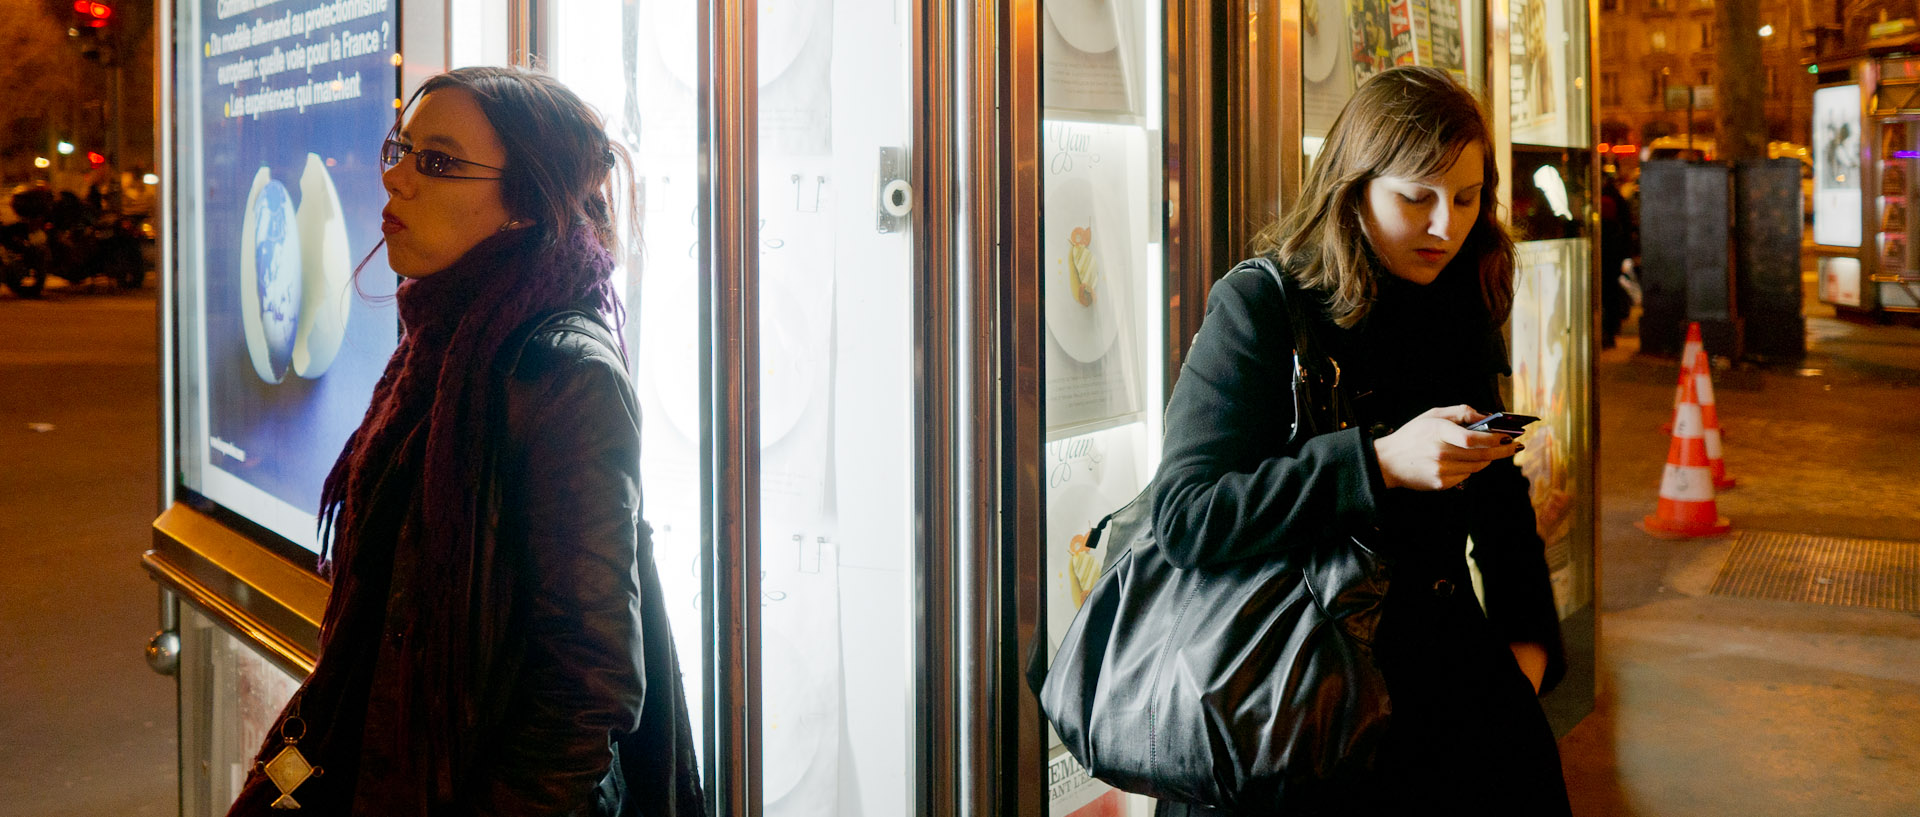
[462,309,704,816]
[228,308,702,817]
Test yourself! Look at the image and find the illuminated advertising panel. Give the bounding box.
[1813,84,1864,248]
[178,0,401,552]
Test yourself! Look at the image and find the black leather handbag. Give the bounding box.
[1036,257,1394,809]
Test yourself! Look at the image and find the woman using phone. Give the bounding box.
[226,67,703,816]
[1150,66,1569,815]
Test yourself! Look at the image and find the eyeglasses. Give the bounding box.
[380,139,505,180]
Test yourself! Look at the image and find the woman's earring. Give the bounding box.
[499,219,521,232]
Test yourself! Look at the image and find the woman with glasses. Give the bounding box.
[226,66,704,816]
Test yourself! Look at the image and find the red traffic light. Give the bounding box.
[87,151,106,166]
[73,2,111,20]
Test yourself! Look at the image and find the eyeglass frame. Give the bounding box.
[380,139,507,181]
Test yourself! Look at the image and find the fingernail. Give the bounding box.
[1500,436,1514,445]
[1515,444,1527,452]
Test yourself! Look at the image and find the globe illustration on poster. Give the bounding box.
[255,181,302,369]
[240,167,304,384]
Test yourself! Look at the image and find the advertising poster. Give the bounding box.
[1813,84,1863,248]
[1386,0,1423,66]
[1427,0,1466,76]
[1820,255,1863,306]
[1509,0,1583,147]
[1041,424,1147,672]
[1047,749,1129,816]
[1882,232,1908,274]
[1509,238,1591,616]
[194,0,400,551]
[1044,121,1147,437]
[1042,423,1150,816]
[1303,0,1468,152]
[1303,0,1356,139]
[1347,0,1393,88]
[1042,0,1143,119]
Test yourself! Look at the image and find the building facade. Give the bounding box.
[1596,0,1813,152]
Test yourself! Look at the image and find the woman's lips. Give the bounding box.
[382,211,405,235]
[1415,248,1447,263]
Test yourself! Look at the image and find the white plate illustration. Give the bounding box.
[759,624,829,801]
[1044,176,1124,363]
[651,0,817,88]
[293,153,351,379]
[239,166,302,385]
[753,266,817,448]
[637,265,700,445]
[1045,479,1106,649]
[1046,0,1121,54]
[637,247,816,448]
[1303,0,1342,83]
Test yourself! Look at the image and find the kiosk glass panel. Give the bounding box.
[752,1,919,811]
[1040,0,1166,812]
[550,0,709,775]
[178,606,301,817]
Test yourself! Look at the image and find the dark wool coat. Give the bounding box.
[227,310,702,817]
[1149,262,1571,816]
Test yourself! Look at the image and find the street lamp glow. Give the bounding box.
[143,173,159,185]
[1759,24,1775,37]
[35,157,52,168]
[56,141,75,155]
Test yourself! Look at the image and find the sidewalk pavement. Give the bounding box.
[1560,278,1920,816]
[0,284,172,817]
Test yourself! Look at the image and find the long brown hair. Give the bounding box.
[400,66,639,254]
[1250,66,1514,328]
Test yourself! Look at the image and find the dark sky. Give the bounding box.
[0,0,155,183]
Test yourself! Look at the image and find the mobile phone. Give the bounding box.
[1466,412,1540,437]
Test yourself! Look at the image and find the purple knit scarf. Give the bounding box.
[315,225,618,805]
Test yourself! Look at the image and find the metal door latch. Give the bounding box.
[876,146,912,233]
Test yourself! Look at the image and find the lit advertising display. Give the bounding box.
[179,0,400,552]
[1813,84,1863,248]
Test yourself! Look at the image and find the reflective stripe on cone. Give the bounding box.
[1692,356,1737,490]
[1639,370,1732,539]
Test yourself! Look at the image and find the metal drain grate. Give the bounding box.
[1709,531,1920,613]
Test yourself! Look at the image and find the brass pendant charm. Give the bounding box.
[261,744,321,809]
[257,702,324,810]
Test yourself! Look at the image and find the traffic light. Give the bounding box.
[87,151,106,166]
[73,1,111,27]
[67,1,116,64]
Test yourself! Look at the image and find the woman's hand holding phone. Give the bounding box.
[1373,405,1524,491]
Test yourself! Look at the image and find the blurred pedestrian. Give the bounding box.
[1599,173,1638,348]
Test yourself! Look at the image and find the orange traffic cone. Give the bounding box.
[1662,323,1708,435]
[1638,372,1732,538]
[1687,340,1737,490]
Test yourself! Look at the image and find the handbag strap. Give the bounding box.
[1238,256,1349,442]
[1078,257,1343,558]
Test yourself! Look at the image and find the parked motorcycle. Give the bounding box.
[52,193,147,290]
[2,185,148,298]
[1,185,56,298]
